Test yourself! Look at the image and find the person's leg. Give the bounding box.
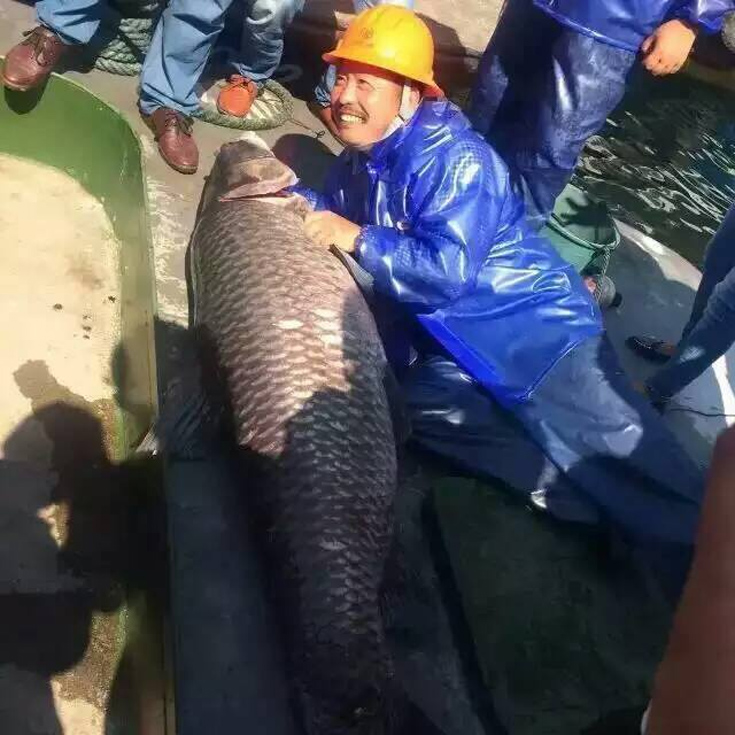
[314,65,336,108]
[513,334,703,546]
[139,0,235,116]
[232,0,304,83]
[490,29,636,225]
[402,355,602,526]
[2,0,104,91]
[36,0,105,45]
[682,202,735,337]
[138,0,226,173]
[627,203,735,365]
[467,0,555,139]
[646,259,735,402]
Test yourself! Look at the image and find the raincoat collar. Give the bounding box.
[344,99,469,173]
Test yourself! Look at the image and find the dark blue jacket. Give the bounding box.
[534,0,734,51]
[301,100,602,405]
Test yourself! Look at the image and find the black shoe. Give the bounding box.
[625,336,675,364]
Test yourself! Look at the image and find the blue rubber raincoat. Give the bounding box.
[303,99,602,405]
[534,0,734,51]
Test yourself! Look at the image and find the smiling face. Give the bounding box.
[330,61,411,147]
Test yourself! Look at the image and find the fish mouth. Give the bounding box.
[217,155,299,201]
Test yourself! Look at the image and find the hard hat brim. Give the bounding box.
[322,48,444,98]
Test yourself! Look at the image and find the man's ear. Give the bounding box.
[410,84,422,107]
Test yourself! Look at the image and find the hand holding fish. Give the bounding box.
[304,210,361,252]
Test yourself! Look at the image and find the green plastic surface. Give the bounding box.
[1,70,164,735]
[0,73,158,453]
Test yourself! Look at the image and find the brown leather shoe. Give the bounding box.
[145,107,199,175]
[2,27,69,92]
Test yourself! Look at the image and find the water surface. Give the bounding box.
[574,70,735,265]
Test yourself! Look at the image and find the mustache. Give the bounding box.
[335,105,368,120]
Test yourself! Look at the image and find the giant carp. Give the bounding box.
[187,139,400,735]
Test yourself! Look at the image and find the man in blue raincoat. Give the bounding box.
[468,0,735,225]
[298,6,704,591]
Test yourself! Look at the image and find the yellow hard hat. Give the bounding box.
[323,6,443,98]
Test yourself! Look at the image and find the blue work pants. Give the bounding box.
[467,0,636,224]
[647,203,735,401]
[36,0,303,115]
[403,334,704,548]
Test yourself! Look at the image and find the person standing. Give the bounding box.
[1,0,303,173]
[468,0,734,225]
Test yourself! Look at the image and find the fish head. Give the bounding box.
[198,140,308,217]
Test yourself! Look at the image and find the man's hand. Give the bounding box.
[304,210,361,253]
[641,19,697,76]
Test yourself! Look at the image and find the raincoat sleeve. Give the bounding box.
[289,182,322,210]
[355,141,506,311]
[672,0,734,32]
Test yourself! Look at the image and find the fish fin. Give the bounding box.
[139,373,223,461]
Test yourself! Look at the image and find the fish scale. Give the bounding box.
[188,141,400,735]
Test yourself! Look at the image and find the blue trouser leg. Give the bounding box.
[515,335,703,545]
[683,203,735,334]
[139,0,302,114]
[313,64,337,108]
[139,0,235,115]
[468,1,636,225]
[404,336,703,547]
[231,0,304,83]
[467,0,556,138]
[402,355,603,526]
[313,0,415,106]
[36,0,107,45]
[647,202,735,401]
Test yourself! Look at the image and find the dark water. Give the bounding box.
[573,70,735,266]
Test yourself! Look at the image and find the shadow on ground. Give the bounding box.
[0,356,165,735]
